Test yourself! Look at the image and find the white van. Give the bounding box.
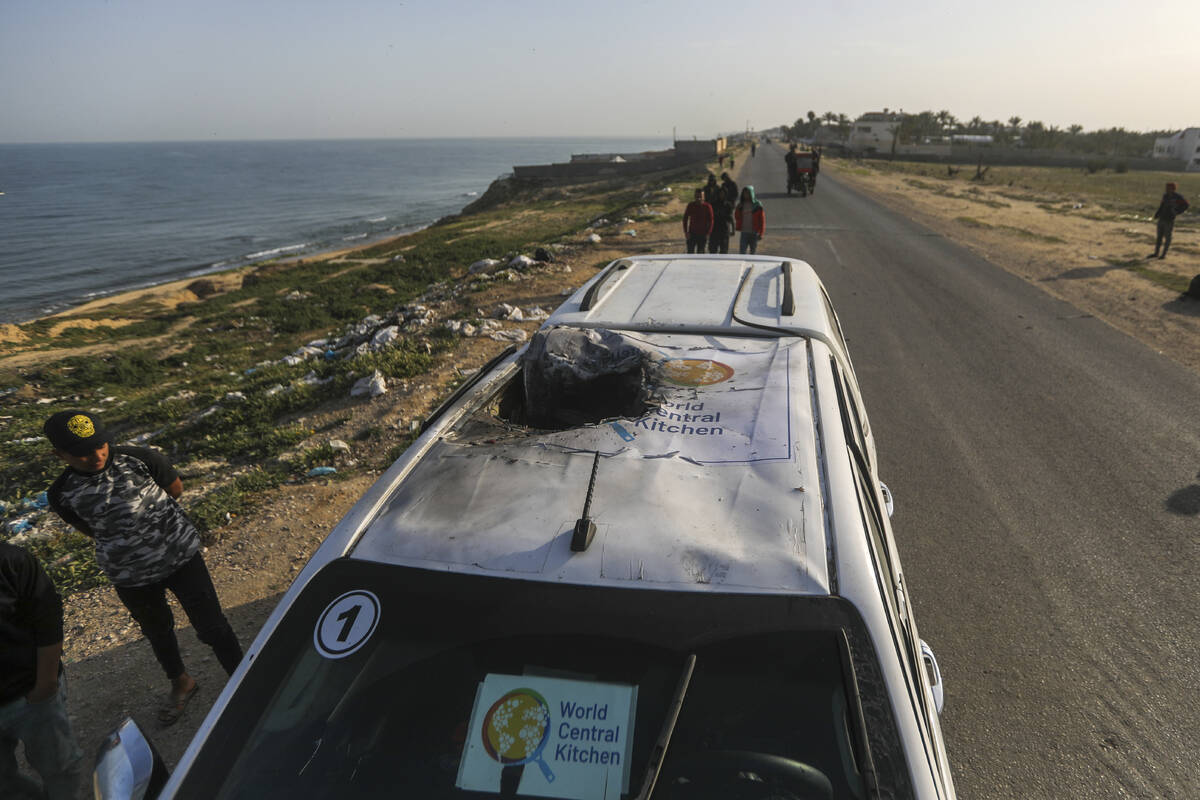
[97,254,955,799]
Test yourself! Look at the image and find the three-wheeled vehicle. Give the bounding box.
[787,150,815,197]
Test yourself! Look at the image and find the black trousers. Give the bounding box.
[707,233,730,253]
[1155,218,1174,255]
[686,234,707,254]
[114,552,243,680]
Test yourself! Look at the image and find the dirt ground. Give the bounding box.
[22,157,1200,795]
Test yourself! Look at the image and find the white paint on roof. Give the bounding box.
[352,332,830,595]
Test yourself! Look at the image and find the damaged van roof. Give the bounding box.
[351,326,833,596]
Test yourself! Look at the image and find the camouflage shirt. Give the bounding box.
[48,446,201,588]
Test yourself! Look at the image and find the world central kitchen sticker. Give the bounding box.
[457,673,638,800]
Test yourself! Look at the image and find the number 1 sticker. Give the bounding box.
[314,590,380,659]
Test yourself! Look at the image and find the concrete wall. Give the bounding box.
[512,139,723,180]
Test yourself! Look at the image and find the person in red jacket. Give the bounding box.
[734,185,766,254]
[683,189,714,254]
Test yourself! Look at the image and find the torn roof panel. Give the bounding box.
[351,332,830,596]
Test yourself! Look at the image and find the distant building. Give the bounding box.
[847,112,905,154]
[1153,128,1200,171]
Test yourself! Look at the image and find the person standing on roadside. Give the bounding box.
[0,543,82,800]
[702,173,721,204]
[720,172,739,208]
[43,411,243,727]
[683,189,714,254]
[707,185,733,254]
[734,186,765,254]
[1150,182,1189,259]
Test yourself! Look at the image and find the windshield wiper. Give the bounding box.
[634,653,697,800]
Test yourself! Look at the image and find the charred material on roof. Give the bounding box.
[518,327,662,430]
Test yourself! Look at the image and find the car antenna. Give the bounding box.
[571,451,601,551]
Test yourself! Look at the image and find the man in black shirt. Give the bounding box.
[0,543,82,799]
[44,410,243,726]
[1150,181,1189,259]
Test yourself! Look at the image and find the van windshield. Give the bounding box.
[175,560,912,799]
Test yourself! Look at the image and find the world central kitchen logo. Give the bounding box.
[481,690,625,780]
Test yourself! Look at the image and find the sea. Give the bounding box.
[0,137,668,323]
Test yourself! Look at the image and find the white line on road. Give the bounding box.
[826,238,842,266]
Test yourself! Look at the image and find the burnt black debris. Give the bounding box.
[519,327,661,429]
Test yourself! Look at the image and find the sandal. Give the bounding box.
[158,682,199,727]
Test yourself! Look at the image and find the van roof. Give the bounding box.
[354,354,833,596]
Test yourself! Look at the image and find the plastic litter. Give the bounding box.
[21,492,49,511]
[306,466,338,477]
[469,258,502,275]
[350,370,388,398]
[489,329,529,343]
[329,439,351,455]
[509,255,536,270]
[6,517,35,535]
[371,326,401,349]
[586,233,601,244]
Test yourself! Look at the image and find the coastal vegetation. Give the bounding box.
[0,165,700,594]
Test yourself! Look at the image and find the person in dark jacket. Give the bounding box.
[720,172,739,207]
[707,188,734,253]
[702,173,721,204]
[44,411,243,727]
[1150,182,1189,259]
[0,543,82,799]
[683,189,714,254]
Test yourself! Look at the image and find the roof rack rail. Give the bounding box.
[579,259,631,311]
[781,261,795,316]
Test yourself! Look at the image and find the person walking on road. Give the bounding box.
[734,186,765,254]
[44,410,243,727]
[683,189,714,254]
[0,543,82,800]
[1150,182,1189,259]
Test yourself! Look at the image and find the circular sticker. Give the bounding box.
[314,590,380,659]
[661,358,735,386]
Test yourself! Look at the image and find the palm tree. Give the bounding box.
[1067,124,1083,136]
[1008,116,1022,131]
[968,115,984,133]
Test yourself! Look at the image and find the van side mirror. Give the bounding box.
[93,717,169,800]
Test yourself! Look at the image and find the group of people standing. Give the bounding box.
[683,170,766,255]
[3,410,244,798]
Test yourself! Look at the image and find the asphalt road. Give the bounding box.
[737,143,1200,799]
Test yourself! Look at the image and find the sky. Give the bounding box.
[2,0,1196,144]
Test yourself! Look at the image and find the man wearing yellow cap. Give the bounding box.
[43,411,242,726]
